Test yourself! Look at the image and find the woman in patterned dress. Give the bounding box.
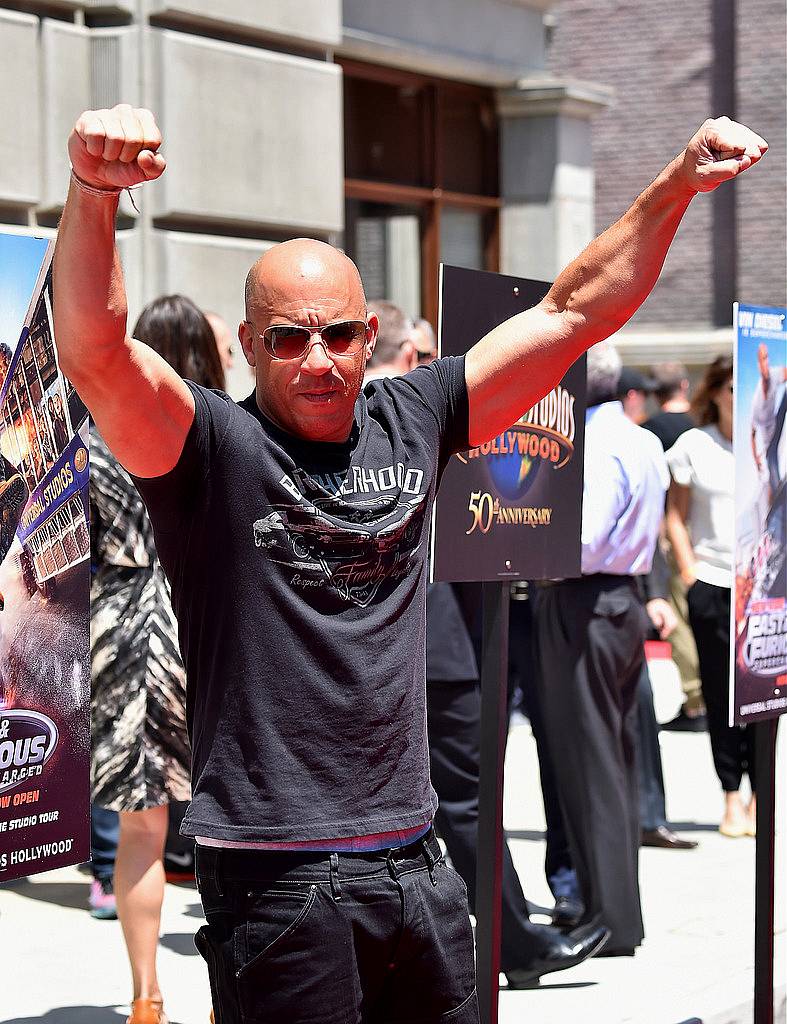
[91,295,225,1024]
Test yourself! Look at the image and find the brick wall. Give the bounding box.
[548,0,785,327]
[736,0,787,308]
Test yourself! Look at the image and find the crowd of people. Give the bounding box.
[82,292,755,1015]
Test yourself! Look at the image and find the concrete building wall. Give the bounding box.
[0,2,345,398]
[0,0,607,395]
[147,0,341,47]
[148,31,343,233]
[342,0,547,80]
[0,11,40,209]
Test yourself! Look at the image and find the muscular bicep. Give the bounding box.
[464,301,586,447]
[72,337,195,478]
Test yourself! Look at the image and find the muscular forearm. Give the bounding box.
[544,157,694,347]
[52,179,128,384]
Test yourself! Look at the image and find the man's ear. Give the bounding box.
[400,340,418,373]
[365,313,379,361]
[239,321,256,367]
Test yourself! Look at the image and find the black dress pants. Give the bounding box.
[534,575,646,951]
[426,678,555,970]
[687,579,756,792]
[636,663,668,832]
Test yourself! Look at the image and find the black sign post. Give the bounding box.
[754,718,778,1024]
[475,581,510,1024]
[432,266,586,1024]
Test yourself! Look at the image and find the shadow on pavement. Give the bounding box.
[666,820,721,833]
[3,1007,126,1023]
[160,932,199,956]
[1,880,89,911]
[183,902,206,919]
[505,981,597,992]
[505,829,546,842]
[508,822,719,842]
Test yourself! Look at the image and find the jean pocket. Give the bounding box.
[234,884,318,980]
[437,860,469,902]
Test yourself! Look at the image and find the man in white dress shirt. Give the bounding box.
[533,342,669,956]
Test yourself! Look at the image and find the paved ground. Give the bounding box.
[1,723,785,1024]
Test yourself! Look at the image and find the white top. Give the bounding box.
[751,368,783,466]
[666,425,734,588]
[581,402,669,575]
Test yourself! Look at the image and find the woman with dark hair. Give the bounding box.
[133,294,224,391]
[665,355,756,837]
[90,295,224,1024]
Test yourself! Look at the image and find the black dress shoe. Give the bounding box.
[661,710,707,732]
[551,895,584,931]
[505,921,611,988]
[641,825,699,850]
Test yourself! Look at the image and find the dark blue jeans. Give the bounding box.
[90,804,119,882]
[194,830,479,1024]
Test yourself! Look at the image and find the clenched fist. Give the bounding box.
[69,104,166,190]
[680,116,768,193]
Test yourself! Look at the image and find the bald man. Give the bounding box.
[53,105,767,1024]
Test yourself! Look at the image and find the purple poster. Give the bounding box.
[732,301,787,725]
[0,234,90,880]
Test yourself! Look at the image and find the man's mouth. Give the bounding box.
[299,389,338,404]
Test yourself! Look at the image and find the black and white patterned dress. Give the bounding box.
[90,430,190,811]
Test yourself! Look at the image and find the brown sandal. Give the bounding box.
[127,999,168,1024]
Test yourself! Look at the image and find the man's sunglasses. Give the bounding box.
[250,320,369,361]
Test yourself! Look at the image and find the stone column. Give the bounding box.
[497,79,612,282]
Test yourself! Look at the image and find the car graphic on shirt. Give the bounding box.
[252,494,426,606]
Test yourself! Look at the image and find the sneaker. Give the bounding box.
[164,847,195,883]
[89,877,117,920]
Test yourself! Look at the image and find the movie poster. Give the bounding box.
[0,233,90,880]
[431,266,585,583]
[732,301,787,725]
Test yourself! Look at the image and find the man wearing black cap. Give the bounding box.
[617,366,657,424]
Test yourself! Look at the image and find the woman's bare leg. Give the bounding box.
[115,804,169,1004]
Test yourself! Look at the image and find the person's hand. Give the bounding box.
[646,598,678,640]
[68,104,166,191]
[680,117,768,194]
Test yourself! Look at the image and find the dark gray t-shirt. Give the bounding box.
[134,357,469,842]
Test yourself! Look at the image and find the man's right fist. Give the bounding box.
[69,104,166,190]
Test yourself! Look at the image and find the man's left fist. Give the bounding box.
[681,116,768,193]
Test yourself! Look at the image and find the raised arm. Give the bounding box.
[53,104,194,478]
[465,117,768,446]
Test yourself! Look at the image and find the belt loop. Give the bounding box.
[385,848,398,882]
[210,848,225,897]
[196,846,224,897]
[421,837,437,886]
[329,853,342,901]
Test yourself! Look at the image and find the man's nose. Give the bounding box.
[301,338,334,374]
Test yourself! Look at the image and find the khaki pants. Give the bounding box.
[666,548,704,714]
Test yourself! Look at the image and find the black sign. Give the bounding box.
[432,265,585,583]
